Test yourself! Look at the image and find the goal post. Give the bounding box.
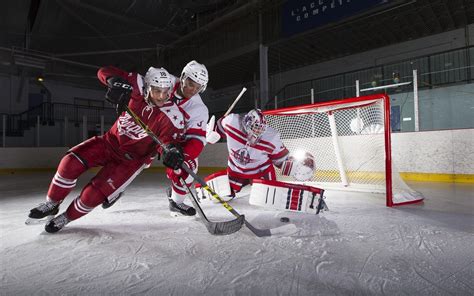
[264,93,423,207]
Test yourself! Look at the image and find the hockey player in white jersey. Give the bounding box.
[161,60,210,216]
[201,109,286,198]
[202,108,325,214]
[202,108,317,199]
[201,108,325,214]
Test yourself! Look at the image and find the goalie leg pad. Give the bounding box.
[195,170,233,202]
[228,175,251,194]
[249,179,325,214]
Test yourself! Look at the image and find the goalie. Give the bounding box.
[203,109,317,201]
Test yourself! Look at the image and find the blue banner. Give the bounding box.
[282,0,390,37]
[391,105,401,132]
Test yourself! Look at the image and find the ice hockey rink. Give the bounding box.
[2,1,474,295]
[1,170,472,295]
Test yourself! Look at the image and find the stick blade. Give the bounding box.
[269,223,298,236]
[205,214,245,235]
[188,187,245,236]
[245,221,298,237]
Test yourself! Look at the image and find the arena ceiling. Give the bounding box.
[1,0,473,91]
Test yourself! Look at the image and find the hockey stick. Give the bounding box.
[206,87,247,144]
[122,106,246,234]
[223,87,247,117]
[102,192,124,209]
[180,177,244,235]
[124,105,287,237]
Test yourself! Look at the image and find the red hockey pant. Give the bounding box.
[47,136,147,220]
[227,165,276,193]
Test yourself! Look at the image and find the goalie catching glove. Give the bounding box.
[206,115,221,144]
[105,76,133,115]
[281,151,316,181]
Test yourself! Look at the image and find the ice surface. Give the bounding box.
[1,171,473,295]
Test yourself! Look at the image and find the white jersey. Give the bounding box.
[220,113,289,177]
[170,74,209,146]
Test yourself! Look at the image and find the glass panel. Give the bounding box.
[429,49,468,86]
[312,75,345,102]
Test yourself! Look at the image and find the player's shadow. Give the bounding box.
[107,209,149,214]
[39,223,171,237]
[248,210,339,238]
[40,227,104,237]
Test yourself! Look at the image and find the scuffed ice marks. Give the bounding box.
[1,173,473,295]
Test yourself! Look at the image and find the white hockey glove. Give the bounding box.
[206,115,221,144]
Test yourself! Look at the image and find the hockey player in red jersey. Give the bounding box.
[26,66,186,233]
[161,60,210,216]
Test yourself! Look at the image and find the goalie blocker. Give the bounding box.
[249,179,327,215]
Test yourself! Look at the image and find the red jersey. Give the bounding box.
[97,66,185,160]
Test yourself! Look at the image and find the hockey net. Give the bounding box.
[264,94,423,207]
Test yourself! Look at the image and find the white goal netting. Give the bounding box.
[265,94,423,206]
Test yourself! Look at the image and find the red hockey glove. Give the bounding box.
[166,158,198,184]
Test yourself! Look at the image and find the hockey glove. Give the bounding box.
[162,143,184,170]
[206,115,221,144]
[105,76,133,115]
[166,158,198,184]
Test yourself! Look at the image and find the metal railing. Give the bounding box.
[269,46,474,109]
[1,103,116,147]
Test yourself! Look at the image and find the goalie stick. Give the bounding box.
[206,87,247,145]
[223,87,247,117]
[124,105,294,237]
[180,177,244,235]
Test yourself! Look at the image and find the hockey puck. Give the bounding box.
[280,217,290,223]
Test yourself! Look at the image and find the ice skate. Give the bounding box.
[45,213,70,233]
[168,199,196,217]
[166,187,196,217]
[25,200,60,225]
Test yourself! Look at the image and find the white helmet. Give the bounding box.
[144,67,173,100]
[242,109,267,144]
[180,60,209,93]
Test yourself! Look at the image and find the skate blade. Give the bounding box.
[25,215,54,225]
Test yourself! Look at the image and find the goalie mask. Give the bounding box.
[143,67,173,103]
[180,60,209,94]
[242,109,267,144]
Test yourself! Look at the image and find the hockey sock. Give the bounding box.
[47,153,87,203]
[65,183,105,220]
